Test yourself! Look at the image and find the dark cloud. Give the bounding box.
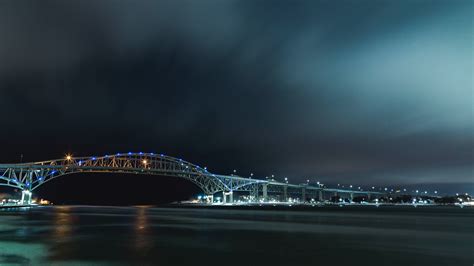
[0,0,472,195]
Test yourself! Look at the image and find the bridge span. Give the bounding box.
[0,153,383,204]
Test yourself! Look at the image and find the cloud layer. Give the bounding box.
[0,0,472,191]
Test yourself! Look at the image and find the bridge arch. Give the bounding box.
[0,153,260,196]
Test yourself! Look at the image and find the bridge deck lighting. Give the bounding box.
[65,155,72,161]
[142,159,148,165]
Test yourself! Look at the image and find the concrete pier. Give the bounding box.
[262,184,268,202]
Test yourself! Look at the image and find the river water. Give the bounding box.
[0,205,472,265]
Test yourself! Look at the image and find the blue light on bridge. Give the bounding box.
[78,161,82,166]
[150,153,154,155]
[128,152,132,155]
[116,153,121,156]
[91,157,96,161]
[51,171,57,175]
[139,152,143,155]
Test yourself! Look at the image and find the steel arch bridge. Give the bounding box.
[0,153,268,195]
[0,152,382,204]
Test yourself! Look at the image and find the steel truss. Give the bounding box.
[0,152,383,200]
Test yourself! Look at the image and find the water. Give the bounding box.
[0,205,472,265]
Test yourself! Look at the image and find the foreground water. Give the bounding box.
[0,206,472,266]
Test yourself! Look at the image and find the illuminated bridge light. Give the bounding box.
[139,152,143,155]
[116,153,121,156]
[91,157,96,161]
[128,152,132,155]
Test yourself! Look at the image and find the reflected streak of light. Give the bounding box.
[54,206,73,240]
[134,206,152,251]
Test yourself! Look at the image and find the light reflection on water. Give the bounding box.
[54,206,73,241]
[134,206,151,251]
[0,206,472,266]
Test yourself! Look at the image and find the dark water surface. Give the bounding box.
[0,205,472,265]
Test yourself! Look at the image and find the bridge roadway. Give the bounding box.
[0,153,384,204]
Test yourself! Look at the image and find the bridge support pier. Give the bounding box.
[302,188,306,203]
[20,190,32,205]
[367,193,371,201]
[318,190,323,201]
[262,184,268,202]
[350,192,354,202]
[283,186,288,202]
[222,191,234,204]
[206,195,214,204]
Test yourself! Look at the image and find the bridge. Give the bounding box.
[0,153,383,204]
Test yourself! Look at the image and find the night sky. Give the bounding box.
[0,0,472,203]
